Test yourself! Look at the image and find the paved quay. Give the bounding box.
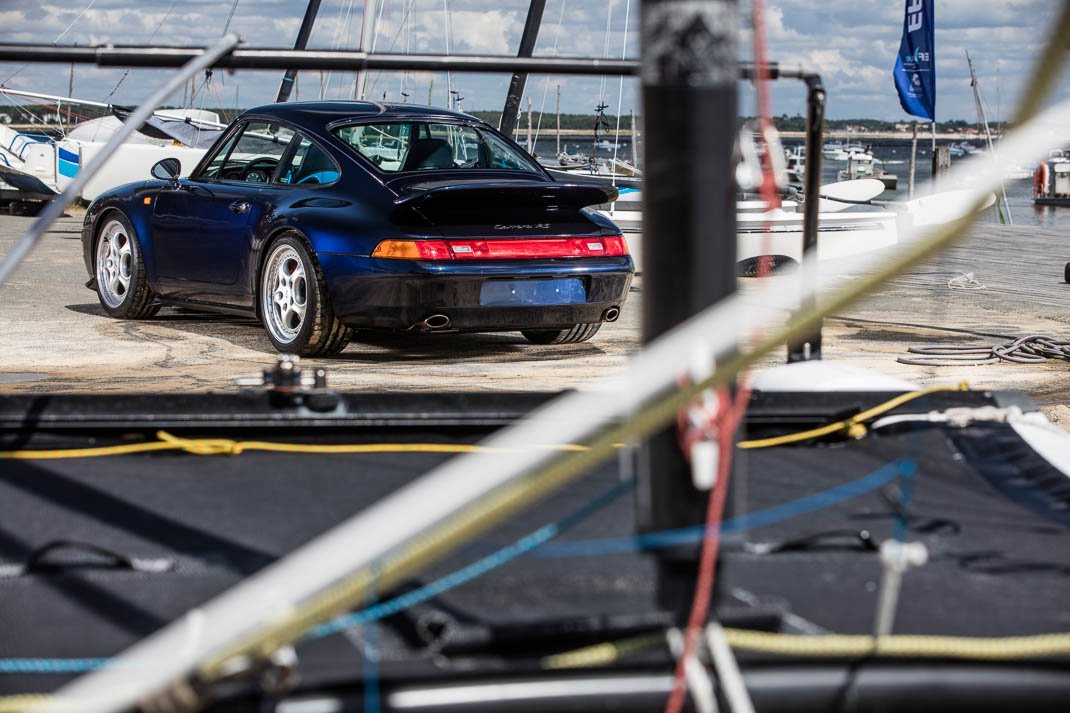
[0,212,1067,430]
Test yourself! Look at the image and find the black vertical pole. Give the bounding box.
[499,0,547,139]
[276,0,323,104]
[636,0,739,613]
[786,75,826,362]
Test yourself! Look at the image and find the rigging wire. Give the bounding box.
[322,0,358,99]
[443,0,454,106]
[221,0,241,35]
[608,0,632,180]
[104,0,181,102]
[596,0,614,106]
[368,0,421,98]
[530,0,568,148]
[0,0,98,88]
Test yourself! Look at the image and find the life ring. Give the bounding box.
[1034,162,1050,199]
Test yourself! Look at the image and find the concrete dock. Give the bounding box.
[0,212,1067,428]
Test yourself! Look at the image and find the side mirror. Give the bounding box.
[151,158,181,181]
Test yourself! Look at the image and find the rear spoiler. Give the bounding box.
[392,181,618,224]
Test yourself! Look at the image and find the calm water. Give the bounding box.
[528,134,1069,231]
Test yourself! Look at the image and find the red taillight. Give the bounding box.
[603,235,629,256]
[371,236,629,260]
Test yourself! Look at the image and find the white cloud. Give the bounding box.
[0,0,1064,120]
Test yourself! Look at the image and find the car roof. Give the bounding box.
[240,101,482,132]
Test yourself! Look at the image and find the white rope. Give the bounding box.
[947,272,986,290]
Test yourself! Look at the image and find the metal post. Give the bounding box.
[636,0,739,613]
[499,0,547,138]
[786,73,826,363]
[631,108,639,167]
[932,145,951,182]
[527,95,533,152]
[909,122,918,199]
[276,0,323,103]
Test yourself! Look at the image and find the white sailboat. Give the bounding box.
[0,88,224,208]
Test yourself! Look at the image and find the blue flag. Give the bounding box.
[893,0,935,120]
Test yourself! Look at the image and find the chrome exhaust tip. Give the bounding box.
[422,314,451,330]
[602,306,620,323]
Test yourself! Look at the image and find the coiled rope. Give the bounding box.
[899,335,1070,367]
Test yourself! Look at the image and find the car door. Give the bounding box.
[152,120,296,304]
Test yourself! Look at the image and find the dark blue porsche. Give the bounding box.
[81,101,633,356]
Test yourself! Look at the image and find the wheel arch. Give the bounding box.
[85,189,158,281]
[252,226,317,321]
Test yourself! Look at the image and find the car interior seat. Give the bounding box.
[402,138,454,171]
[292,145,340,184]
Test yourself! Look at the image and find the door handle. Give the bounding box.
[228,201,251,214]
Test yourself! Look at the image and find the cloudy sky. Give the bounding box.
[0,0,1064,121]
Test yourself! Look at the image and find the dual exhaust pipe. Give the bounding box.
[416,306,619,332]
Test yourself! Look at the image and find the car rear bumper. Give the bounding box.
[318,254,634,331]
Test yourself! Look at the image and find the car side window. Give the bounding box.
[200,129,242,179]
[197,120,295,183]
[276,135,340,186]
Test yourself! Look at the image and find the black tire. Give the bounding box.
[94,211,160,319]
[521,323,602,345]
[260,233,351,357]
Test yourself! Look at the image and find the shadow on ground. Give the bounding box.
[65,304,606,362]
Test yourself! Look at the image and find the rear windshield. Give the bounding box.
[331,121,542,175]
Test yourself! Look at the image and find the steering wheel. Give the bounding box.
[241,157,279,183]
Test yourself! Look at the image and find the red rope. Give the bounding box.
[664,383,751,713]
[10,94,95,123]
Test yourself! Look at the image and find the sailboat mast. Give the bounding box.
[276,0,323,103]
[966,49,1011,223]
[556,84,561,156]
[499,0,547,138]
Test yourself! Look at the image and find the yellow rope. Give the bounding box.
[542,632,667,669]
[724,628,1070,661]
[0,431,593,460]
[0,695,50,713]
[541,628,1070,670]
[736,382,969,450]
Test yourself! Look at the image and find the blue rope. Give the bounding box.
[0,658,109,674]
[1,458,913,671]
[306,478,633,639]
[534,459,914,557]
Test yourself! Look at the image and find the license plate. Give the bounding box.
[479,279,586,307]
